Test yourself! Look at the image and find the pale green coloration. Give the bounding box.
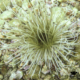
[0,0,11,12]
[0,11,14,19]
[0,0,78,76]
[0,20,5,29]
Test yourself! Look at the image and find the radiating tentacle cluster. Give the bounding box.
[0,0,79,76]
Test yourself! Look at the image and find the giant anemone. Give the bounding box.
[0,0,78,76]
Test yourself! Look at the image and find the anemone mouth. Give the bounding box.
[35,32,53,49]
[26,25,60,50]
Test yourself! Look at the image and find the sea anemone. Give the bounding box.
[0,0,78,76]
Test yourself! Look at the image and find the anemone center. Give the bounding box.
[37,32,47,45]
[36,32,53,49]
